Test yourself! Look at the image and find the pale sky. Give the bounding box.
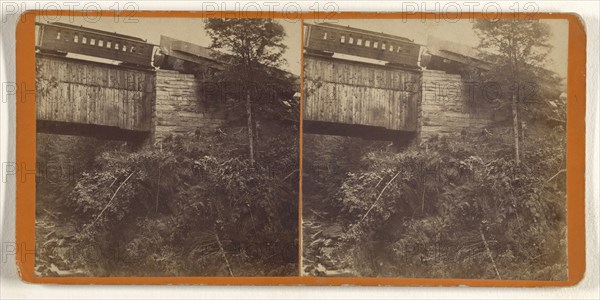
[37,17,302,75]
[313,19,569,79]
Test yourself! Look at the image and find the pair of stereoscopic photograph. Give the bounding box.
[25,13,584,285]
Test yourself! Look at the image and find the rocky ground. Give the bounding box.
[302,207,356,277]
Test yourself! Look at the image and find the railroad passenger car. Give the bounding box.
[304,23,429,69]
[36,22,155,68]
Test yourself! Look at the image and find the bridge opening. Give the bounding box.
[37,120,150,143]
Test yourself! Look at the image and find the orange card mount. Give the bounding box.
[16,11,585,286]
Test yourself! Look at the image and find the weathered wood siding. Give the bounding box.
[304,55,420,131]
[36,54,154,132]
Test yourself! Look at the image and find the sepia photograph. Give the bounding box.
[302,19,569,280]
[2,0,594,292]
[34,17,301,277]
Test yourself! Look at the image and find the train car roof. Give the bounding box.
[427,36,492,70]
[307,22,416,44]
[159,35,224,67]
[37,22,148,43]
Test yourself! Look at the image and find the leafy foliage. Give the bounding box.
[203,18,297,122]
[205,19,287,70]
[474,19,559,163]
[475,19,552,68]
[305,127,566,280]
[37,123,298,277]
[204,18,296,164]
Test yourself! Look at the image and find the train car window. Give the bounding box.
[365,40,370,47]
[373,41,378,48]
[73,34,79,43]
[389,45,394,51]
[130,46,136,53]
[90,38,96,46]
[349,37,354,44]
[115,43,120,50]
[397,46,402,52]
[56,31,61,40]
[122,45,127,51]
[82,36,87,44]
[340,35,345,43]
[98,40,104,47]
[357,38,362,46]
[382,42,386,50]
[106,41,112,48]
[323,32,328,40]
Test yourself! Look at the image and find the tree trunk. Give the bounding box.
[246,89,255,165]
[509,22,520,165]
[512,90,520,164]
[521,120,526,155]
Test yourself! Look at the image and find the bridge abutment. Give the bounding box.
[153,70,228,141]
[419,70,496,141]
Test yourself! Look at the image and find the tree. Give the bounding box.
[204,19,288,165]
[474,18,552,164]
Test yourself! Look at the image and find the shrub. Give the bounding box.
[328,129,566,280]
[61,126,298,276]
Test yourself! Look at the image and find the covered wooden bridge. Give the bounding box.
[303,23,494,141]
[303,23,423,140]
[36,53,155,141]
[35,21,233,142]
[303,54,421,140]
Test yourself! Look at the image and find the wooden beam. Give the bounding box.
[37,120,150,142]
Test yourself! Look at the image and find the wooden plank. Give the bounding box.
[70,83,78,123]
[119,88,127,129]
[130,89,135,130]
[124,89,130,130]
[85,85,92,125]
[109,87,115,127]
[46,63,54,121]
[80,83,87,124]
[36,59,45,120]
[118,87,124,129]
[50,82,59,121]
[138,87,143,130]
[119,88,125,129]
[130,90,135,130]
[60,83,68,122]
[304,55,421,131]
[138,90,144,130]
[135,89,140,130]
[103,87,109,126]
[129,89,137,129]
[131,91,137,130]
[121,88,126,129]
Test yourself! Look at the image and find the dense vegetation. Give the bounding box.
[303,124,567,280]
[36,119,298,276]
